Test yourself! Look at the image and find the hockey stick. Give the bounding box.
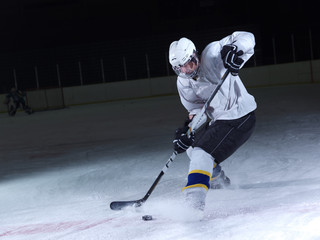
[109,69,230,211]
[188,69,230,135]
[110,151,177,210]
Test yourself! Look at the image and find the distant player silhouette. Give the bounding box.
[4,87,33,116]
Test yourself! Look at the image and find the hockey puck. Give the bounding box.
[142,215,153,221]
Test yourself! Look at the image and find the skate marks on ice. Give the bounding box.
[120,197,320,240]
[0,220,108,238]
[0,214,141,239]
[234,177,320,190]
[143,195,320,220]
[1,194,320,240]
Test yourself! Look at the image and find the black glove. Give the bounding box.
[220,44,244,76]
[173,119,194,154]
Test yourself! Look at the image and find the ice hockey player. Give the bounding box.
[4,87,33,116]
[169,31,257,212]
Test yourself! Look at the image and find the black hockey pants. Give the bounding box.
[193,111,256,164]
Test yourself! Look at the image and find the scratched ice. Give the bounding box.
[1,84,320,240]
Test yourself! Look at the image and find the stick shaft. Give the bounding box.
[188,69,230,135]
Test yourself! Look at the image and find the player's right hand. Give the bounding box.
[220,44,244,76]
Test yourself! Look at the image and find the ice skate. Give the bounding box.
[210,164,231,189]
[184,188,206,212]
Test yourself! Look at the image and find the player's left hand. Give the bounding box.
[220,44,244,76]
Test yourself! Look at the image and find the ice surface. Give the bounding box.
[1,84,320,240]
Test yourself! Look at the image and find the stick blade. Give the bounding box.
[110,200,143,210]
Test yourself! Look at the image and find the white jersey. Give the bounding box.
[176,31,257,121]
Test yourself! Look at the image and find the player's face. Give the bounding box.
[180,60,197,74]
[172,54,199,79]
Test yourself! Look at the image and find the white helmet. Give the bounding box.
[169,37,199,79]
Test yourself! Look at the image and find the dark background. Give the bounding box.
[0,0,318,92]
